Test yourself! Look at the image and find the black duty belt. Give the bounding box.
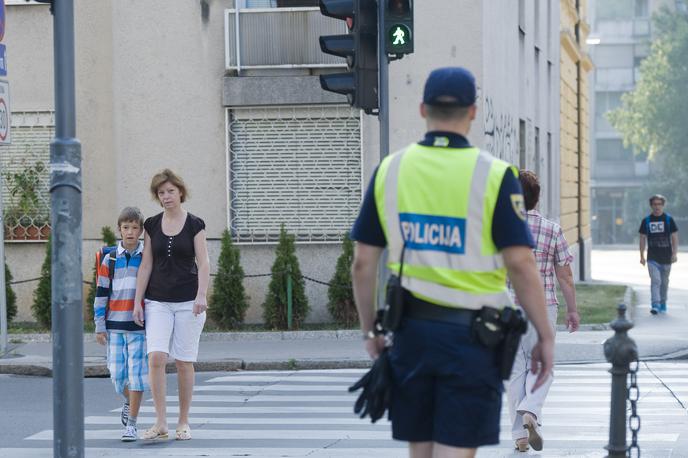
[404,291,477,326]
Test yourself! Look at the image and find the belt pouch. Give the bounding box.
[382,275,404,331]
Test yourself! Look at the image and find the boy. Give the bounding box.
[639,194,679,315]
[94,207,147,442]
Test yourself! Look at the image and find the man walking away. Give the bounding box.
[639,194,678,315]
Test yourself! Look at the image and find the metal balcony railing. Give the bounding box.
[225,7,348,71]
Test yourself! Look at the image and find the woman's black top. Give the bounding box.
[144,212,205,302]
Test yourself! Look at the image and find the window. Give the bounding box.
[518,0,526,34]
[597,0,634,20]
[519,119,527,169]
[0,111,53,241]
[635,0,648,17]
[593,45,634,68]
[596,139,633,161]
[228,106,361,243]
[595,91,623,131]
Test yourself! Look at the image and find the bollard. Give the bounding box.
[603,303,639,458]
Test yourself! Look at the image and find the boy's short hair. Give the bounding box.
[117,206,144,227]
[150,168,189,204]
[649,194,666,206]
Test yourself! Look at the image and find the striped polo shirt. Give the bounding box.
[93,241,145,333]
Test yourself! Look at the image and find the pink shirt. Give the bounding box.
[509,210,574,306]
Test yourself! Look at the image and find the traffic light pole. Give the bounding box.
[49,0,85,456]
[377,0,389,159]
[377,0,390,310]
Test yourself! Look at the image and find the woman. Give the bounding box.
[133,169,210,441]
[506,170,580,452]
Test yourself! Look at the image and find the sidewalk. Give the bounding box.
[2,249,687,377]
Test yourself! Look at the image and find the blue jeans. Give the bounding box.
[648,261,671,306]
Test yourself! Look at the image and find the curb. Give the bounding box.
[0,358,373,378]
[7,329,364,344]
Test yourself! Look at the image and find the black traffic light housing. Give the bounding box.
[319,0,378,114]
[383,0,413,56]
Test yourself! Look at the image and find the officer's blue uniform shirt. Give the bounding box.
[351,131,534,249]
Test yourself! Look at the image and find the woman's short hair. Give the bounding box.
[150,169,189,204]
[518,169,540,211]
[649,194,666,206]
[117,206,144,227]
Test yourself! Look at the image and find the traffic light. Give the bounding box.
[319,0,378,114]
[383,0,413,56]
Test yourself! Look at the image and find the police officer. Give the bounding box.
[351,67,555,458]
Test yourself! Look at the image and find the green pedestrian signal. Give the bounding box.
[390,24,409,46]
[383,1,413,56]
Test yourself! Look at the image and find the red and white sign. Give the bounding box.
[0,80,10,145]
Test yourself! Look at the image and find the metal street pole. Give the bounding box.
[49,0,84,456]
[376,0,390,309]
[0,170,7,357]
[378,0,389,160]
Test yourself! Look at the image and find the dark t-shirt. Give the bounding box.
[351,131,534,250]
[639,213,678,264]
[144,212,206,302]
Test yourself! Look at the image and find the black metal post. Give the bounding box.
[603,304,638,457]
[49,0,84,456]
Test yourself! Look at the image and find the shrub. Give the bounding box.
[262,225,309,329]
[209,229,250,330]
[327,233,357,327]
[85,226,117,321]
[32,237,51,329]
[5,263,17,323]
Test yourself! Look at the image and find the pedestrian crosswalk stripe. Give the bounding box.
[85,415,392,426]
[195,384,353,391]
[160,394,681,404]
[206,375,360,383]
[16,363,688,457]
[24,428,681,442]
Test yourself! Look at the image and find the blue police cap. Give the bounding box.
[423,67,477,107]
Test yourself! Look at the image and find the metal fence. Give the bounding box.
[0,111,53,242]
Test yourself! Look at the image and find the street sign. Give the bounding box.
[0,44,7,77]
[0,80,10,144]
[0,0,5,42]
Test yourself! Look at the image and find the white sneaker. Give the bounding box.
[121,425,137,442]
[120,402,130,427]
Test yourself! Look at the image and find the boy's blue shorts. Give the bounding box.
[107,331,149,394]
[389,317,503,448]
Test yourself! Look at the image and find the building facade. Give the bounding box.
[3,0,561,323]
[588,0,673,244]
[560,0,593,280]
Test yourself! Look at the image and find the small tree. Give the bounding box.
[5,263,17,323]
[32,237,51,329]
[262,225,309,329]
[209,229,250,330]
[327,233,357,327]
[85,226,117,321]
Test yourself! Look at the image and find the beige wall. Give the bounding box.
[560,0,592,279]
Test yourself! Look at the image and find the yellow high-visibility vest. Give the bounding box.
[374,142,515,310]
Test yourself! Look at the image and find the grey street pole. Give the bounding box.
[0,170,7,357]
[378,0,389,160]
[376,0,390,309]
[49,0,84,456]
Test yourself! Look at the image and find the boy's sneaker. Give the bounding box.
[121,402,130,427]
[650,303,659,315]
[121,425,137,442]
[660,303,667,313]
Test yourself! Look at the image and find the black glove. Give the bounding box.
[348,349,392,423]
